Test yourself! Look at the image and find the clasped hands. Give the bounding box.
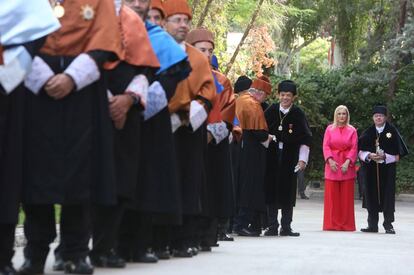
[109,94,134,130]
[368,152,385,163]
[44,73,75,100]
[328,158,350,174]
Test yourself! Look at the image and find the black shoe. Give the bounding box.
[236,228,260,237]
[17,259,44,275]
[0,265,16,275]
[263,227,278,236]
[154,249,170,260]
[279,228,300,237]
[300,193,309,200]
[190,246,199,256]
[218,233,234,241]
[211,242,219,247]
[385,228,396,234]
[360,227,378,233]
[53,255,65,271]
[64,258,94,274]
[172,248,193,258]
[90,251,126,268]
[132,252,158,263]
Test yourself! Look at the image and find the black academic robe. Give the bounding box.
[206,136,235,218]
[359,122,408,213]
[230,138,241,208]
[264,103,312,209]
[106,62,155,201]
[0,38,46,224]
[238,130,268,212]
[23,51,117,205]
[135,60,190,224]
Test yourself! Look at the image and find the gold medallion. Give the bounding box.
[386,132,392,138]
[53,3,65,18]
[289,129,293,134]
[81,5,95,20]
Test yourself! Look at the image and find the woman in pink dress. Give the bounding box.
[323,105,357,231]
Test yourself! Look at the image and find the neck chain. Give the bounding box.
[278,109,289,131]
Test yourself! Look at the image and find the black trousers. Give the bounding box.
[171,215,198,249]
[118,210,152,260]
[267,204,293,230]
[0,223,15,268]
[23,204,90,262]
[196,217,217,247]
[152,225,171,251]
[368,210,395,230]
[297,170,306,195]
[90,203,125,257]
[233,207,261,232]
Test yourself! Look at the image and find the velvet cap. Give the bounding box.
[186,27,215,48]
[278,80,297,95]
[162,0,192,20]
[234,75,252,93]
[251,75,272,95]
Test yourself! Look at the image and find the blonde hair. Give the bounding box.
[332,105,350,128]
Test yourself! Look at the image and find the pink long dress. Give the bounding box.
[322,124,357,231]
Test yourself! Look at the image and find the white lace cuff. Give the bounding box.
[126,74,149,108]
[207,121,229,144]
[143,81,168,121]
[0,46,33,94]
[189,100,208,131]
[358,151,371,163]
[24,56,54,95]
[385,153,397,164]
[299,145,310,164]
[171,113,181,133]
[64,53,100,91]
[261,139,270,148]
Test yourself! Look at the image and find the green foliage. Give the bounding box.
[396,153,414,193]
[297,38,330,73]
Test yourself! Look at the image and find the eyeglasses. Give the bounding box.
[123,0,149,4]
[166,17,191,26]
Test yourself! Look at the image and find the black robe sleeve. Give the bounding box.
[157,59,191,101]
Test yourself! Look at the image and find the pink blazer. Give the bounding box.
[323,124,358,181]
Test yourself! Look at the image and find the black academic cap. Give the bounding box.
[234,76,252,93]
[278,80,297,95]
[372,104,387,115]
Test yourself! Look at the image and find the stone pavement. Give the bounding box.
[13,198,414,275]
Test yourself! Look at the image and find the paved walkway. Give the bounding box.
[13,198,414,275]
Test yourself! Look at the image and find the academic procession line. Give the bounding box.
[0,1,409,275]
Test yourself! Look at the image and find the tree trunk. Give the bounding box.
[224,0,265,75]
[276,37,318,76]
[388,0,408,101]
[197,0,214,27]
